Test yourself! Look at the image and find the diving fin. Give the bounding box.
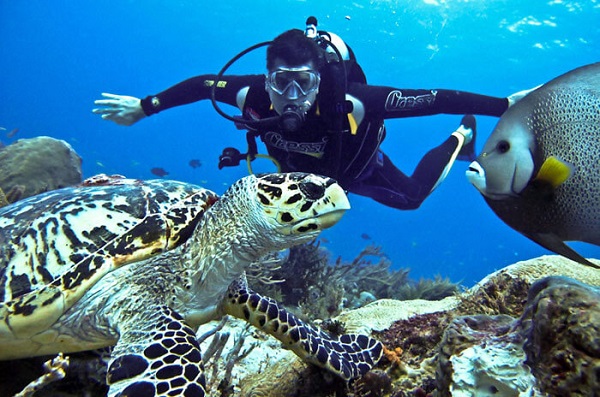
[457,114,477,162]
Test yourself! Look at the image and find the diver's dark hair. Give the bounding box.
[266,29,325,71]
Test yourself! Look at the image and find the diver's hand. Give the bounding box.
[92,93,146,126]
[507,85,542,107]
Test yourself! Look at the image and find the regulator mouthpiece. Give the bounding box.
[280,104,306,133]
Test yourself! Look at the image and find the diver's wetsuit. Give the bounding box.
[141,74,508,209]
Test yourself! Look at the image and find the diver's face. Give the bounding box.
[265,59,320,115]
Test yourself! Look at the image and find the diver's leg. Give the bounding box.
[347,115,476,210]
[412,114,476,193]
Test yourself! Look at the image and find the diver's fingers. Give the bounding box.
[92,107,120,114]
[100,92,125,99]
[94,98,125,106]
[94,93,136,106]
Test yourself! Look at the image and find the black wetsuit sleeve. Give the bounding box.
[140,74,264,116]
[348,83,509,118]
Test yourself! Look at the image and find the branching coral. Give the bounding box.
[251,240,347,320]
[13,354,69,397]
[393,275,459,301]
[251,241,461,321]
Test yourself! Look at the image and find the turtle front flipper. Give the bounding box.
[221,275,383,380]
[107,306,206,397]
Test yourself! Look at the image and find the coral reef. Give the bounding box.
[0,136,82,204]
[252,241,460,322]
[393,275,460,302]
[457,271,530,317]
[239,255,600,397]
[434,273,600,397]
[5,253,599,397]
[336,297,460,335]
[521,276,600,396]
[436,315,540,397]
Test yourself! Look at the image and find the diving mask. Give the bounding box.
[266,67,320,99]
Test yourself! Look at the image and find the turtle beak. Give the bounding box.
[288,183,350,234]
[314,208,347,229]
[315,188,350,229]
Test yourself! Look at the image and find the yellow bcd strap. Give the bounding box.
[246,154,282,175]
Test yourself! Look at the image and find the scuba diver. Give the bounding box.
[93,17,534,210]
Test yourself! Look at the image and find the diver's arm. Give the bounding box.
[140,75,261,116]
[349,84,509,119]
[93,74,262,126]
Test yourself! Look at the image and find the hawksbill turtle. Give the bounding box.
[0,172,383,396]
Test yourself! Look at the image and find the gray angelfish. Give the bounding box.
[467,62,600,268]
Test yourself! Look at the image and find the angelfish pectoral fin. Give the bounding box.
[534,156,574,189]
[526,232,599,269]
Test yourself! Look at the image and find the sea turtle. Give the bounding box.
[0,172,383,396]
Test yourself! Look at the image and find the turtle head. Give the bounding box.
[256,172,350,234]
[181,173,349,321]
[222,172,350,249]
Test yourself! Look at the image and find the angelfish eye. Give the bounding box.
[497,140,510,153]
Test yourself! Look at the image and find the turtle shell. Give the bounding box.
[0,176,217,338]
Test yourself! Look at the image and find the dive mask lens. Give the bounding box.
[267,69,320,96]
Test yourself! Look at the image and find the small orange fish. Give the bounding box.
[150,167,169,177]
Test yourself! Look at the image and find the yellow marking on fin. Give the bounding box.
[348,113,358,135]
[535,156,572,188]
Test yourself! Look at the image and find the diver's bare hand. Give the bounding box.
[92,93,146,126]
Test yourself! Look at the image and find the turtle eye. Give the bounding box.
[496,140,510,154]
[299,181,325,200]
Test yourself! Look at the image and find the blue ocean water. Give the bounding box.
[1,1,598,286]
